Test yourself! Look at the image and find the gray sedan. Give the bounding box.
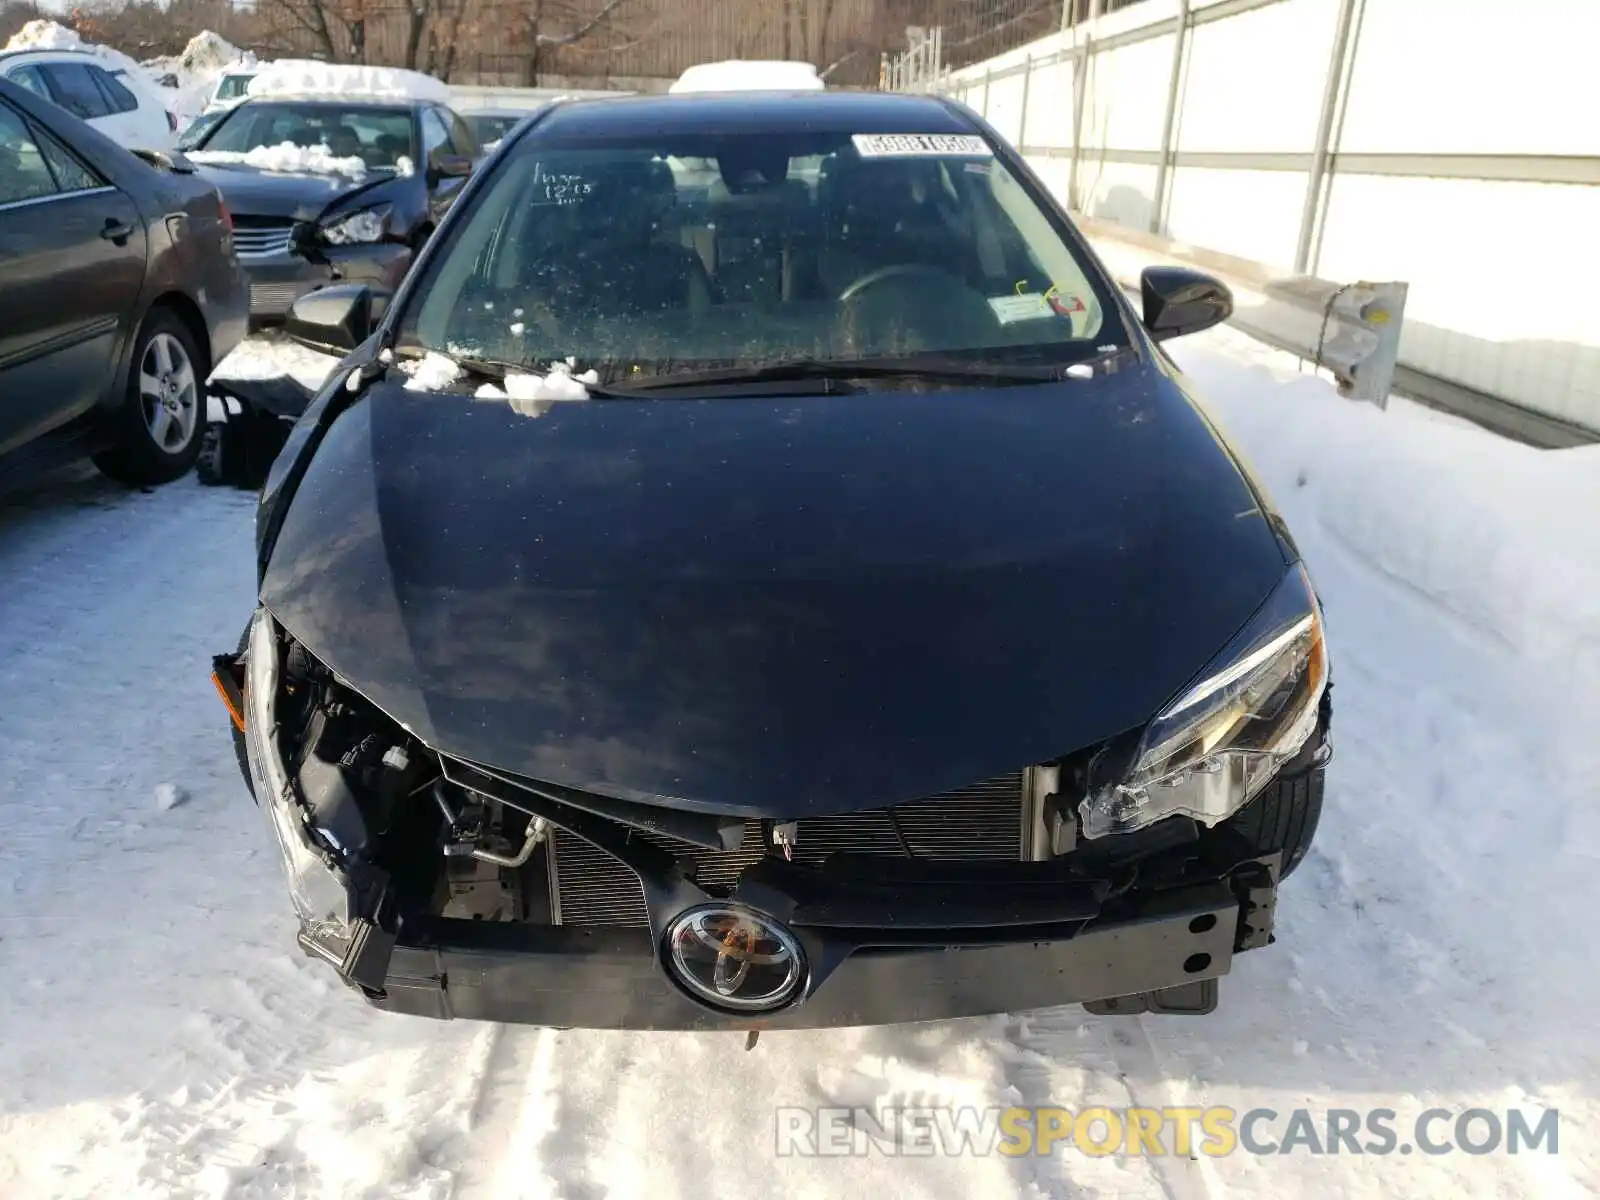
[0,75,247,494]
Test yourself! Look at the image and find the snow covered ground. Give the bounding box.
[0,326,1596,1198]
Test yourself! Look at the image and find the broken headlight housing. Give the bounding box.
[1080,564,1328,839]
[320,203,391,245]
[244,608,357,943]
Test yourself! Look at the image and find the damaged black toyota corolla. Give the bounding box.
[214,90,1332,1030]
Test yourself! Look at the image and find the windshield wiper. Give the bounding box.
[611,355,1079,393]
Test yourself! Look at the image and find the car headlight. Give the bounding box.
[244,608,356,943]
[319,204,391,245]
[1080,564,1329,840]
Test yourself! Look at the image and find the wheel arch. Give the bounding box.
[103,291,214,412]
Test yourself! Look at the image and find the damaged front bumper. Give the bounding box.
[321,875,1264,1030]
[243,242,411,322]
[230,611,1287,1031]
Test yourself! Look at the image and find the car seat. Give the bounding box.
[815,154,962,298]
[324,125,363,159]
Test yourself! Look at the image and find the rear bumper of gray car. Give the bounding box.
[242,244,411,321]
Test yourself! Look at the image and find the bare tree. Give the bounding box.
[507,0,633,85]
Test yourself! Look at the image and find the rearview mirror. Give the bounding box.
[428,150,474,180]
[284,284,393,357]
[1139,266,1233,341]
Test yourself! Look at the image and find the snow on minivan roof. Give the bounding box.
[669,60,824,94]
[246,60,451,106]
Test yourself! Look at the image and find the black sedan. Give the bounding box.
[0,76,247,493]
[181,94,478,323]
[216,90,1331,1030]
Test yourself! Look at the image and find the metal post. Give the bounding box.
[1294,0,1362,274]
[1150,0,1191,234]
[1068,40,1091,211]
[1018,55,1034,148]
[981,68,993,118]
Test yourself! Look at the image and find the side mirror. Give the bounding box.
[1139,266,1233,341]
[284,284,393,356]
[428,150,474,180]
[129,147,196,174]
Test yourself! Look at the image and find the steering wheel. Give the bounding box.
[838,262,965,302]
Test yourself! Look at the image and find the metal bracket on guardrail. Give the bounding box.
[1074,215,1408,408]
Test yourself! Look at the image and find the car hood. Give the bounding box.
[259,362,1291,816]
[190,161,393,220]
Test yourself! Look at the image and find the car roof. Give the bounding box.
[535,90,970,139]
[0,47,100,63]
[232,94,430,110]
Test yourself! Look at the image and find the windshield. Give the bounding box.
[466,113,524,144]
[176,109,224,150]
[215,74,255,101]
[193,102,415,171]
[401,128,1123,379]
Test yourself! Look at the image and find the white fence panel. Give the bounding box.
[916,0,1600,441]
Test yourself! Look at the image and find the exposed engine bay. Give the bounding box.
[224,616,1324,961]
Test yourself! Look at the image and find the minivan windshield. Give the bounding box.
[402,128,1124,380]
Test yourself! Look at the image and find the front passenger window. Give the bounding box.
[0,105,58,206]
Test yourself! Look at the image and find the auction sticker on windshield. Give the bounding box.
[852,134,992,157]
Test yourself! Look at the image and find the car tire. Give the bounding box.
[196,417,239,487]
[93,308,208,486]
[197,401,290,490]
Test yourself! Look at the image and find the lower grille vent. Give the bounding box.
[550,771,1025,928]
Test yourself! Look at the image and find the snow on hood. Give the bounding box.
[188,141,369,178]
[477,361,598,419]
[669,60,824,93]
[247,60,452,106]
[400,352,465,392]
[401,352,597,417]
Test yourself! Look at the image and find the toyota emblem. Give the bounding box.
[664,905,807,1013]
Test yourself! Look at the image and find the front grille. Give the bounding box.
[549,771,1026,927]
[249,282,304,314]
[232,218,297,259]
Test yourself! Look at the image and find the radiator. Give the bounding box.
[548,771,1026,927]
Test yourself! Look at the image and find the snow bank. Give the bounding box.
[144,31,257,127]
[248,59,452,105]
[188,140,368,177]
[669,60,824,93]
[1172,345,1600,683]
